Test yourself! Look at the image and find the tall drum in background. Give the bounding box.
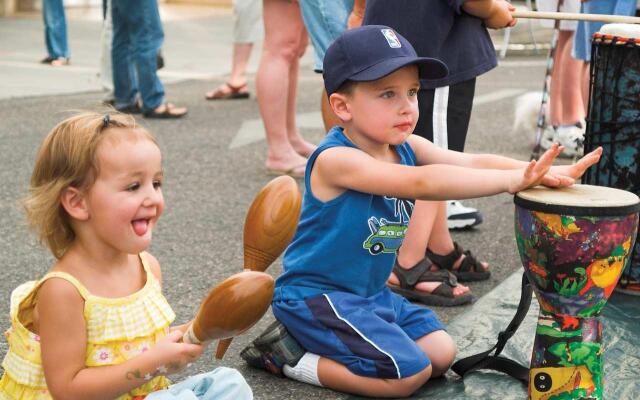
[514,185,639,400]
[583,23,640,294]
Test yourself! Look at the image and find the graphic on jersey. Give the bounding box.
[363,198,414,255]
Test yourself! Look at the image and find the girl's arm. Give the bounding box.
[313,143,568,201]
[37,278,203,400]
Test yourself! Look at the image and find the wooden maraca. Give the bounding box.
[243,175,302,272]
[183,270,274,355]
[213,176,302,358]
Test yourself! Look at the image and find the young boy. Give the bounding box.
[248,26,601,398]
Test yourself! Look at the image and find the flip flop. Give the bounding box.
[265,162,306,178]
[205,82,250,100]
[143,102,188,119]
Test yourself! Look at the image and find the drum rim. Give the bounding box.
[514,195,640,216]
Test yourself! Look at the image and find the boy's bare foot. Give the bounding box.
[427,242,490,281]
[387,272,471,297]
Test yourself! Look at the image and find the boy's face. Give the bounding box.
[341,65,420,146]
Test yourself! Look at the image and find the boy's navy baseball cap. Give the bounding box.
[323,25,448,95]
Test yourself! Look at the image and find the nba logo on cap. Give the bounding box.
[381,29,401,48]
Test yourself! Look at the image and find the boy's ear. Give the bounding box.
[329,93,352,123]
[61,187,89,221]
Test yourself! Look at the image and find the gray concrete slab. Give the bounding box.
[0,5,560,399]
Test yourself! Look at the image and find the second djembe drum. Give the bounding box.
[514,184,639,400]
[584,23,640,294]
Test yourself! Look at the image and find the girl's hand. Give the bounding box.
[150,330,204,375]
[546,147,603,185]
[508,144,565,193]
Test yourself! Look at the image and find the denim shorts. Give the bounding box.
[572,0,636,62]
[298,0,353,72]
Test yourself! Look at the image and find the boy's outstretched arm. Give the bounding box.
[313,144,568,202]
[462,0,517,29]
[409,135,603,187]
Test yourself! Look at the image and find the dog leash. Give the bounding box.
[451,273,533,385]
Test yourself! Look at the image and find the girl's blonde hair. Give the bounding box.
[24,111,158,259]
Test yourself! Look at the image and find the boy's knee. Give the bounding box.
[391,364,432,398]
[430,336,457,376]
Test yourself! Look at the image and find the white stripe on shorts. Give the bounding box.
[322,294,402,379]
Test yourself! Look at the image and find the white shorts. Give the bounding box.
[536,0,581,31]
[233,0,263,43]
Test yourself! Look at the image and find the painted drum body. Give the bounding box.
[514,185,639,400]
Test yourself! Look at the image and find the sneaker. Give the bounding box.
[556,124,585,158]
[447,200,483,230]
[240,320,305,377]
[539,125,556,151]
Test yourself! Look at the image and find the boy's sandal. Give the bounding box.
[205,82,250,100]
[426,241,490,282]
[143,102,188,119]
[387,257,474,307]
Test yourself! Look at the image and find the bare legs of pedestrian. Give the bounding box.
[549,30,585,126]
[258,0,316,175]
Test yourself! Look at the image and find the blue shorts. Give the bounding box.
[572,0,636,61]
[272,287,445,379]
[298,0,353,72]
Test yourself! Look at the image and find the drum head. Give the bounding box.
[598,23,640,39]
[515,184,640,216]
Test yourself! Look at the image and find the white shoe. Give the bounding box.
[556,125,585,158]
[447,200,483,230]
[539,125,556,151]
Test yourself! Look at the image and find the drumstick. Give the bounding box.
[512,10,640,25]
[216,176,301,358]
[183,270,275,360]
[243,175,302,272]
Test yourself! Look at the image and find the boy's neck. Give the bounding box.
[342,125,394,161]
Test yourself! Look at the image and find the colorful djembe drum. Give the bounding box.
[583,24,640,295]
[514,184,639,400]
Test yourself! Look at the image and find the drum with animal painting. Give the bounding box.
[514,184,639,400]
[583,23,640,295]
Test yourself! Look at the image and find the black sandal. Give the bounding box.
[387,257,474,307]
[426,242,490,282]
[143,102,188,119]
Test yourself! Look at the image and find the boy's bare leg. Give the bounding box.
[321,89,342,132]
[317,357,431,398]
[316,330,455,397]
[415,330,457,377]
[390,200,470,296]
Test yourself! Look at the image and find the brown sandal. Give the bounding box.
[427,242,490,282]
[387,257,474,306]
[143,102,188,119]
[205,82,250,100]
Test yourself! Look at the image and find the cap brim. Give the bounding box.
[349,56,448,83]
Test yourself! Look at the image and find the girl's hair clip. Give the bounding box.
[102,114,111,129]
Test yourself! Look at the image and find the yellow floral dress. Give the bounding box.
[0,253,176,400]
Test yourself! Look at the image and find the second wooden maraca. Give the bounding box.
[184,176,302,359]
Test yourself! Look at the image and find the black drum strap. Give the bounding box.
[451,273,533,385]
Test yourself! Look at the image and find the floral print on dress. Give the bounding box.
[92,347,114,364]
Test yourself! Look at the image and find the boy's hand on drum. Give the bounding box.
[548,147,603,181]
[508,144,564,194]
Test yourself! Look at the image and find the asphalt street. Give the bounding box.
[0,6,554,399]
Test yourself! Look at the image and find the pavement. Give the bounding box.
[0,5,557,399]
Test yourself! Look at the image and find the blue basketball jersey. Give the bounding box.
[274,127,417,301]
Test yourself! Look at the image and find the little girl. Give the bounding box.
[0,112,252,399]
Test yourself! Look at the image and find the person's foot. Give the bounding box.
[41,56,70,66]
[388,256,472,298]
[265,151,307,178]
[143,102,188,119]
[288,135,316,158]
[446,200,483,229]
[427,242,490,282]
[556,123,585,158]
[205,81,250,100]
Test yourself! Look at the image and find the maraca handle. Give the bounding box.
[183,324,203,345]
